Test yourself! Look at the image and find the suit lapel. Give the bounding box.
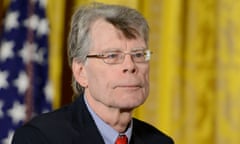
[130,130,145,144]
[69,96,147,144]
[71,96,105,144]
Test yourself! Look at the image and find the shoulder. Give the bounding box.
[132,118,174,144]
[12,105,76,144]
[29,104,73,129]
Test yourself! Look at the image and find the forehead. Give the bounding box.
[89,19,146,51]
[90,19,123,43]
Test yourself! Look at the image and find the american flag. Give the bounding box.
[0,0,52,143]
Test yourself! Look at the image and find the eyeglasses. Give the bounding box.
[86,50,152,64]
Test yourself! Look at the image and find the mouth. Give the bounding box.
[114,85,142,89]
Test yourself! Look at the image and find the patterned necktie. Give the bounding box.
[115,134,128,144]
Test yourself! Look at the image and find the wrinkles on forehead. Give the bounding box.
[89,19,146,53]
[89,19,122,51]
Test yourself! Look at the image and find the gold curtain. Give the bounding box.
[216,0,240,143]
[47,0,66,108]
[46,0,240,144]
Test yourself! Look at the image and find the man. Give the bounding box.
[12,2,174,144]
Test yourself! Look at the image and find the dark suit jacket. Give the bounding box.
[12,96,174,144]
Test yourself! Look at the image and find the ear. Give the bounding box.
[72,60,88,88]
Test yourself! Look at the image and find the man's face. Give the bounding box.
[82,19,149,110]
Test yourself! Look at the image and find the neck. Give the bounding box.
[104,109,132,133]
[85,94,133,133]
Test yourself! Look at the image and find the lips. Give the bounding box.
[113,84,142,89]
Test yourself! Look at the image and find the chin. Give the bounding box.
[113,92,148,108]
[120,100,145,109]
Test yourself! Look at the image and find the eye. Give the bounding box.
[105,52,120,59]
[134,51,145,58]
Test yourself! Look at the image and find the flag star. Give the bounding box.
[34,47,45,64]
[13,71,29,94]
[4,11,19,31]
[39,0,47,8]
[44,81,53,103]
[0,41,15,62]
[1,130,14,144]
[0,100,4,118]
[37,18,49,36]
[24,14,39,30]
[0,70,9,89]
[7,101,26,124]
[19,42,37,63]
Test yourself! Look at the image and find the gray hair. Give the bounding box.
[68,2,149,97]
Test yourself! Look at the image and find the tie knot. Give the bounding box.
[115,134,128,144]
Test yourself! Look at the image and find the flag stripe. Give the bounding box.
[0,0,52,143]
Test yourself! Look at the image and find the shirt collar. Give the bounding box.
[84,96,132,144]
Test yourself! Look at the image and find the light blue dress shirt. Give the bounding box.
[84,96,132,144]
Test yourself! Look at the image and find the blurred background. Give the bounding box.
[1,0,240,144]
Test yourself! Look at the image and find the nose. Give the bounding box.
[122,54,137,73]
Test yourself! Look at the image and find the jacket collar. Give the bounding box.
[71,95,105,144]
[70,95,144,144]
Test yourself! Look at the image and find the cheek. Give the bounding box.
[143,66,150,82]
[86,65,112,91]
[143,66,150,94]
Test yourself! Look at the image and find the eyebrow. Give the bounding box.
[101,47,147,53]
[131,48,147,52]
